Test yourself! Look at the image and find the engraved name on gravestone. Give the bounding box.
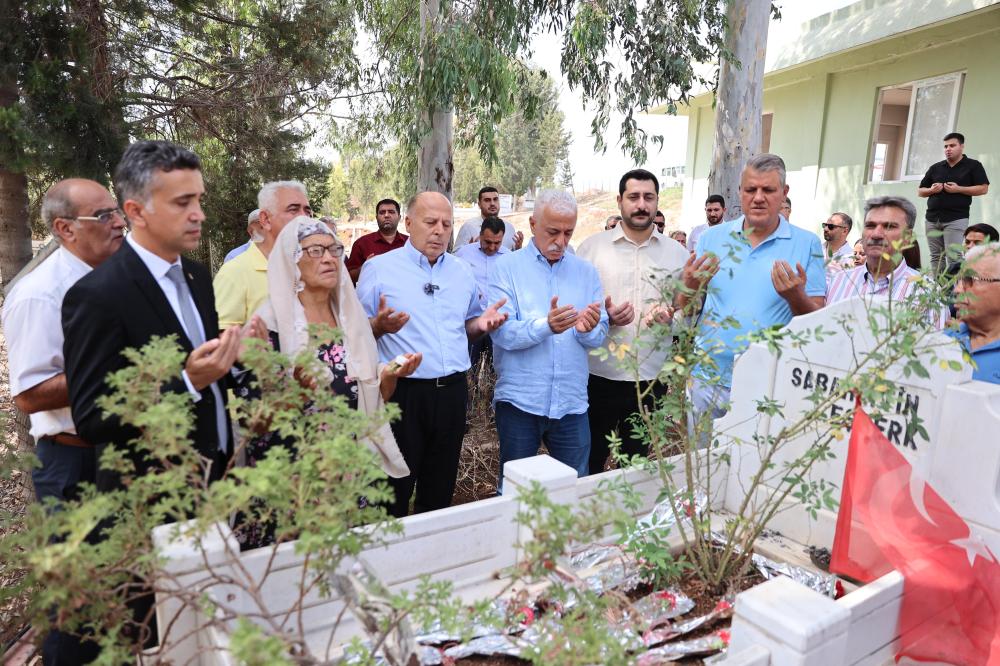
[720,297,969,546]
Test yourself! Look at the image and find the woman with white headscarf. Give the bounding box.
[242,215,419,486]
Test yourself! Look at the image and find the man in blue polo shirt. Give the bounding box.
[680,153,826,425]
[950,242,1000,384]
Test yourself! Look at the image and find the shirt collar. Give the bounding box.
[127,233,181,279]
[862,259,912,285]
[402,239,446,269]
[527,237,566,266]
[248,241,268,270]
[56,244,95,272]
[611,224,659,248]
[733,214,792,243]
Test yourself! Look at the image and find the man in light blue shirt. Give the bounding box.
[489,189,609,489]
[949,242,1000,384]
[223,208,262,263]
[681,154,826,426]
[357,191,508,516]
[456,216,510,371]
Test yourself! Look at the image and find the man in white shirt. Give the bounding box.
[577,169,688,473]
[823,212,855,283]
[3,179,126,504]
[455,216,509,370]
[687,194,726,252]
[454,186,524,250]
[2,178,126,664]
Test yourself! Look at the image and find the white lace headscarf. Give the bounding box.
[255,215,409,478]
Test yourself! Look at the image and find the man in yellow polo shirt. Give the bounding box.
[214,180,313,328]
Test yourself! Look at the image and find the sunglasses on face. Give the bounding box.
[822,223,846,231]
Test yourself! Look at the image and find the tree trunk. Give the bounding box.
[707,0,770,220]
[0,79,31,290]
[417,0,453,199]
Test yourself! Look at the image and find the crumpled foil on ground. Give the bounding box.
[630,588,696,628]
[581,560,645,594]
[710,531,838,598]
[569,543,623,570]
[633,491,708,541]
[441,633,525,660]
[343,642,445,665]
[415,597,512,645]
[642,598,734,647]
[635,629,732,665]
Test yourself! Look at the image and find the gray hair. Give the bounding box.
[247,208,261,226]
[832,211,853,232]
[964,242,1000,272]
[744,153,787,186]
[534,189,577,218]
[258,180,308,214]
[113,140,201,206]
[864,195,918,229]
[41,181,80,235]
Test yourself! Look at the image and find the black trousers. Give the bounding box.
[587,375,666,474]
[387,374,468,517]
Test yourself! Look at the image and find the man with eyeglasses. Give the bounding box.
[822,212,854,282]
[950,243,1000,384]
[1,178,125,663]
[214,180,313,329]
[356,191,508,516]
[826,195,947,327]
[3,179,126,506]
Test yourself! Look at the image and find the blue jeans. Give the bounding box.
[495,401,590,493]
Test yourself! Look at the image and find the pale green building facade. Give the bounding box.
[680,0,1000,254]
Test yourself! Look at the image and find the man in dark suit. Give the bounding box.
[63,140,244,491]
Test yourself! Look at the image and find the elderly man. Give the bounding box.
[682,154,825,423]
[213,180,313,328]
[3,179,126,505]
[346,198,408,283]
[454,186,524,250]
[687,194,726,252]
[357,191,507,516]
[489,190,608,488]
[223,209,263,263]
[918,132,990,274]
[578,169,688,474]
[950,243,1000,384]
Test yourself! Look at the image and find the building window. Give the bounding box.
[868,72,964,183]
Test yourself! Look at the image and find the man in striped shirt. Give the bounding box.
[827,195,946,328]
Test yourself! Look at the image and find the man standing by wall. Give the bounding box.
[687,194,726,251]
[918,132,990,274]
[489,190,608,489]
[823,211,854,280]
[346,198,408,283]
[682,154,825,424]
[454,186,524,250]
[213,180,313,328]
[577,169,688,473]
[357,192,507,516]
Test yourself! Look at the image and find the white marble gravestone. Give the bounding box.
[715,296,969,548]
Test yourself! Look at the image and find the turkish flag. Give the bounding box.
[830,401,1000,664]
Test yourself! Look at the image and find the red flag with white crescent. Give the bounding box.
[830,401,1000,664]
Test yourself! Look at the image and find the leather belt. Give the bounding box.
[49,432,94,448]
[398,371,466,388]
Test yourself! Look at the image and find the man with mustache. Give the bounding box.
[949,242,1000,384]
[346,198,408,283]
[687,194,726,252]
[357,191,508,516]
[488,189,608,489]
[3,178,126,513]
[454,186,524,250]
[681,154,826,425]
[577,169,688,474]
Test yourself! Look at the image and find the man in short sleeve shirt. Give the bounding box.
[682,154,826,424]
[918,132,990,274]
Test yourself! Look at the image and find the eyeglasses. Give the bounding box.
[301,243,344,259]
[822,223,846,231]
[74,209,124,225]
[959,275,1000,288]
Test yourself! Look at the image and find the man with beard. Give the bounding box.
[489,189,607,489]
[823,212,854,282]
[347,198,408,283]
[577,169,688,473]
[826,195,946,326]
[681,154,826,425]
[687,194,726,251]
[454,186,524,250]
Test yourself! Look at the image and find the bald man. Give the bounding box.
[356,191,508,516]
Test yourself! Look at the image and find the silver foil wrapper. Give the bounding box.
[633,491,708,542]
[581,560,645,595]
[569,543,623,570]
[642,598,734,647]
[415,597,514,645]
[710,531,838,598]
[631,588,696,628]
[635,629,732,665]
[442,633,525,660]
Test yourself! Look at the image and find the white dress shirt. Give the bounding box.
[454,243,509,307]
[2,246,92,439]
[576,227,689,381]
[126,235,229,450]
